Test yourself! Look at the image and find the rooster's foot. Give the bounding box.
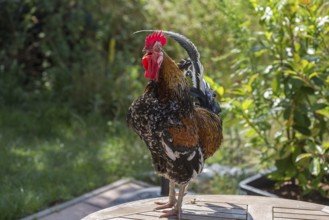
[160,209,180,219]
[154,201,176,210]
[159,208,180,218]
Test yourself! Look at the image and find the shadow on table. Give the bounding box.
[182,202,253,220]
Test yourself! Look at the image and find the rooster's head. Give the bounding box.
[142,31,167,81]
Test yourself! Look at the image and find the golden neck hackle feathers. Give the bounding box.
[157,53,188,101]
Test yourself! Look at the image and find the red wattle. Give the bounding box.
[142,56,149,78]
[142,54,159,80]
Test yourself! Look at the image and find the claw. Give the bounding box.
[159,208,178,218]
[154,201,176,210]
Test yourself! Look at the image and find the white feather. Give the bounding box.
[187,151,196,161]
[162,140,176,161]
[198,148,204,174]
[192,169,198,179]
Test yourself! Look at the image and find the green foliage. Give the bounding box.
[222,0,329,197]
[190,174,248,195]
[0,0,146,116]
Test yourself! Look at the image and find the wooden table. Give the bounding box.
[82,195,329,220]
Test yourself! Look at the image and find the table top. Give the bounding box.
[83,195,329,220]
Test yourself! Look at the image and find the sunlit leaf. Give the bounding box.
[316,108,329,118]
[217,86,225,97]
[204,75,224,97]
[272,76,279,94]
[248,74,258,88]
[309,158,320,176]
[284,70,297,75]
[254,49,267,57]
[242,99,253,110]
[295,153,312,162]
[294,53,300,64]
[108,38,116,64]
[323,143,329,150]
[264,31,272,40]
[309,72,318,79]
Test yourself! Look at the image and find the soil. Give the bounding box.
[248,175,329,205]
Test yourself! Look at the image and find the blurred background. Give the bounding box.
[0,0,328,219]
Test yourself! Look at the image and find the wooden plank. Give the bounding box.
[84,198,159,220]
[125,214,166,220]
[247,205,272,220]
[274,218,305,220]
[183,204,247,214]
[110,218,136,220]
[139,210,246,220]
[190,197,248,208]
[128,212,182,219]
[274,212,329,220]
[274,207,329,216]
[182,209,246,219]
[183,214,244,220]
[184,201,247,210]
[189,195,324,210]
[139,210,246,219]
[138,211,172,218]
[323,206,329,214]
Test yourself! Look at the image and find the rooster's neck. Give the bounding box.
[156,54,189,101]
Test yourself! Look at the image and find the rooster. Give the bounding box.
[127,30,223,219]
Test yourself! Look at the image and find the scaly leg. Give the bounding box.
[160,183,187,219]
[154,180,176,210]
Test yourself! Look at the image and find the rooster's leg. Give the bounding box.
[159,183,187,219]
[154,180,176,210]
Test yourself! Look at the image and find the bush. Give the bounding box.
[0,0,146,117]
[224,0,329,197]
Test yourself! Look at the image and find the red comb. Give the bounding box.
[144,31,167,49]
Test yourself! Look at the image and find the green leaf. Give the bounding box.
[309,158,320,176]
[254,49,267,57]
[242,99,253,110]
[309,72,318,79]
[296,153,312,162]
[311,103,327,111]
[301,59,315,70]
[293,111,310,129]
[293,125,311,136]
[324,142,329,150]
[316,107,329,118]
[217,86,225,97]
[108,38,116,64]
[311,76,325,87]
[285,70,297,75]
[204,75,225,97]
[297,173,308,186]
[272,76,280,94]
[248,74,258,88]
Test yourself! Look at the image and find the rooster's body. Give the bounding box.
[127,31,223,219]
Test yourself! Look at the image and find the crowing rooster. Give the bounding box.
[127,31,223,219]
